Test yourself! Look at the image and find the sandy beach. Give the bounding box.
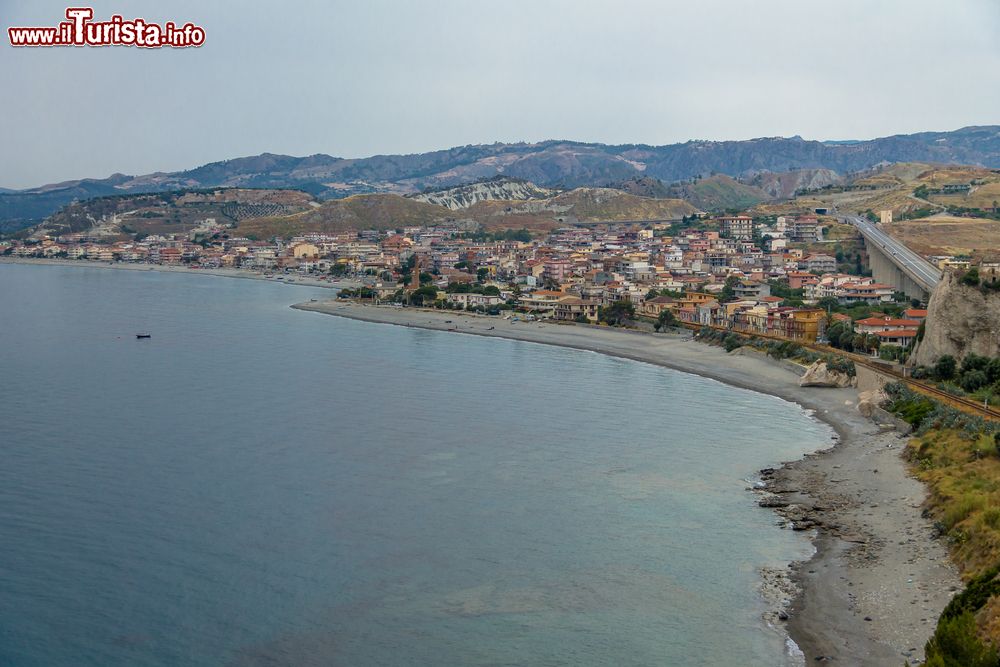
[0,257,361,290]
[295,299,960,665]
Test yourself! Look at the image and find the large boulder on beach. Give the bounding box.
[857,388,888,417]
[798,361,854,388]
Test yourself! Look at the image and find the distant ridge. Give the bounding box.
[3,126,1000,232]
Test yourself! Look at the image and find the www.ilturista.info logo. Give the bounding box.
[8,7,205,48]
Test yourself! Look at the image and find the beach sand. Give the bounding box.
[0,257,361,290]
[295,299,960,665]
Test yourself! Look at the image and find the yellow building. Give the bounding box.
[291,242,321,259]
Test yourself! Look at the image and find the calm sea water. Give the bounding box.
[0,263,832,666]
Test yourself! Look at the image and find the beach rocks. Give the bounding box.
[779,504,824,531]
[799,361,855,388]
[857,388,888,417]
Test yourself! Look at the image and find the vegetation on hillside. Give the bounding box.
[909,354,1000,408]
[877,382,1000,663]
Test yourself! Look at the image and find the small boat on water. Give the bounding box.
[136,334,151,339]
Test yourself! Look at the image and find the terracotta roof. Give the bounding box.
[874,329,918,338]
[856,317,921,327]
[840,283,885,291]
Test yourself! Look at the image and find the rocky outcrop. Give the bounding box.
[799,361,855,388]
[857,388,888,418]
[748,168,842,199]
[410,177,556,210]
[912,267,1000,366]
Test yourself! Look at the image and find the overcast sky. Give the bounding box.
[2,0,999,189]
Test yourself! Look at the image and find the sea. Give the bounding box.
[0,263,833,666]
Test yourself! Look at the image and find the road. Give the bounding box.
[842,215,942,290]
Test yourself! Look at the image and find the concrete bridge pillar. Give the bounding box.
[864,238,929,302]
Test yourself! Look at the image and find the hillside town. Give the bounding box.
[2,213,942,348]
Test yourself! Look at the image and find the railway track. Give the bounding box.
[815,346,1000,420]
[683,322,1000,422]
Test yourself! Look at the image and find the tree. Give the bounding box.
[720,275,739,301]
[934,355,957,381]
[481,285,501,296]
[961,353,989,375]
[599,300,635,326]
[986,358,1000,384]
[477,268,490,283]
[961,268,981,287]
[825,320,854,351]
[961,370,989,393]
[410,285,439,306]
[654,309,677,332]
[816,296,841,313]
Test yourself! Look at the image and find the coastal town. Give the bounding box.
[7,1,1000,665]
[3,212,952,353]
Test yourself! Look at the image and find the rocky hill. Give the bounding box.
[34,184,698,240]
[534,188,697,222]
[5,126,1000,231]
[605,176,674,199]
[237,194,454,238]
[748,168,842,199]
[913,267,1000,365]
[409,177,556,210]
[665,175,771,211]
[31,189,316,240]
[240,187,698,238]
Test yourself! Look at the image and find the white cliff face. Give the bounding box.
[410,179,556,210]
[913,268,1000,365]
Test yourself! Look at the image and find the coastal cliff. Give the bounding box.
[913,267,1000,366]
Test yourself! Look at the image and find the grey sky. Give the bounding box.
[2,0,999,189]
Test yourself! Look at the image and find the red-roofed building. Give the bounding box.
[840,283,895,304]
[787,271,819,290]
[874,329,918,346]
[854,316,922,335]
[854,316,920,346]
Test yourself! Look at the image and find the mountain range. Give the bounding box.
[3,125,1000,233]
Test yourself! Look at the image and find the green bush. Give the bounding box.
[961,268,981,287]
[963,370,990,393]
[723,334,742,352]
[935,355,958,381]
[924,611,998,667]
[925,567,1000,667]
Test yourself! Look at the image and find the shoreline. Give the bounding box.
[0,256,361,290]
[0,260,959,664]
[296,299,960,665]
